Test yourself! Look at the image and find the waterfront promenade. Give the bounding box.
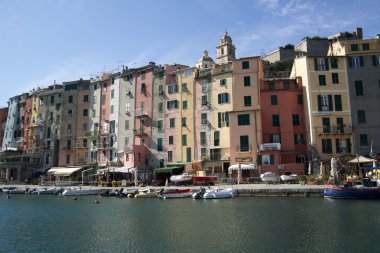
[1,183,327,197]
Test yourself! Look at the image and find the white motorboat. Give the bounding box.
[62,188,104,196]
[157,188,192,199]
[280,174,298,183]
[260,172,280,184]
[31,187,58,195]
[170,173,193,185]
[193,187,236,199]
[2,188,29,194]
[134,188,158,198]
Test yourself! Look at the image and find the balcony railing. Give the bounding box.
[236,145,253,152]
[135,108,150,117]
[316,126,352,135]
[134,129,147,136]
[259,143,281,151]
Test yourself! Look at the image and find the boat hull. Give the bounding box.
[324,186,380,199]
[62,189,104,196]
[158,189,192,199]
[193,176,217,185]
[202,188,236,199]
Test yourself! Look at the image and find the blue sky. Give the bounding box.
[0,0,379,106]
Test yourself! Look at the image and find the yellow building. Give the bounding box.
[175,67,196,163]
[291,56,352,163]
[28,90,43,151]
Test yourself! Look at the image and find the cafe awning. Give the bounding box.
[154,166,182,174]
[348,156,377,163]
[228,164,256,171]
[48,167,82,176]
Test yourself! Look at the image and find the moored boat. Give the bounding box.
[157,188,192,199]
[280,174,298,183]
[195,187,236,199]
[62,188,104,196]
[134,188,157,198]
[324,185,380,199]
[31,187,58,195]
[260,172,280,184]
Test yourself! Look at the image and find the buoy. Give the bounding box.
[127,194,132,198]
[6,195,10,199]
[94,199,100,204]
[73,197,78,200]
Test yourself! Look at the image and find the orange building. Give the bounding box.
[259,77,307,175]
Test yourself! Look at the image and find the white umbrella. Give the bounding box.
[308,162,312,175]
[319,162,324,176]
[330,158,337,184]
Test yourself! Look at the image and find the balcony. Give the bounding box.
[316,126,352,135]
[259,143,281,151]
[236,145,253,152]
[135,108,150,118]
[85,130,98,137]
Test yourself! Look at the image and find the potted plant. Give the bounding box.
[306,174,317,185]
[299,174,307,185]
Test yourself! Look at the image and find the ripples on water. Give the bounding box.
[1,195,380,253]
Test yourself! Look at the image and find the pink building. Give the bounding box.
[0,107,8,149]
[259,77,307,175]
[98,79,111,165]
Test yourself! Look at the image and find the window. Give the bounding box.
[244,76,251,86]
[218,93,229,104]
[240,136,249,151]
[157,138,163,151]
[201,113,207,124]
[332,73,339,84]
[268,82,275,90]
[125,120,129,130]
[68,96,73,103]
[362,43,370,50]
[168,85,178,94]
[110,105,114,114]
[169,136,173,145]
[66,154,70,164]
[141,83,146,93]
[186,147,191,162]
[182,100,188,109]
[294,134,304,144]
[355,81,363,96]
[357,110,366,124]
[83,123,88,131]
[50,96,55,104]
[157,120,163,131]
[331,58,338,69]
[66,139,72,149]
[242,61,249,69]
[168,151,173,162]
[271,95,278,105]
[68,109,73,118]
[351,44,359,51]
[372,55,380,66]
[214,131,220,146]
[201,148,207,158]
[218,112,229,127]
[359,134,368,146]
[270,134,280,143]
[297,94,303,105]
[315,58,328,71]
[200,132,206,145]
[220,79,226,85]
[322,139,332,154]
[238,114,250,126]
[292,114,300,126]
[322,118,330,133]
[167,100,178,109]
[259,154,274,165]
[202,95,208,105]
[67,124,72,133]
[284,82,290,90]
[111,77,115,84]
[319,75,326,86]
[318,95,332,112]
[349,56,363,68]
[272,115,280,127]
[101,95,106,105]
[181,83,187,92]
[158,102,163,113]
[111,90,114,99]
[170,118,175,128]
[244,96,252,106]
[158,85,163,94]
[182,135,187,145]
[202,81,208,93]
[334,95,342,111]
[181,117,186,127]
[83,109,88,117]
[337,118,344,133]
[140,139,145,146]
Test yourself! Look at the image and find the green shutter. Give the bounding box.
[324,58,329,70]
[226,112,229,127]
[218,113,221,128]
[317,95,322,111]
[359,56,364,67]
[257,155,262,165]
[314,58,318,70]
[328,95,333,111]
[270,154,274,165]
[334,95,342,111]
[348,57,352,68]
[372,55,378,66]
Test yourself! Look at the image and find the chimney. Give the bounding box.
[355,27,363,39]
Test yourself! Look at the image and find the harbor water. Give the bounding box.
[1,195,380,253]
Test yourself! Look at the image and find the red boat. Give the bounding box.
[193,176,218,185]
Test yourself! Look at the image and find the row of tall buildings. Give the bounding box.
[0,28,379,182]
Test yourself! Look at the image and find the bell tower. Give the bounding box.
[216,31,236,64]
